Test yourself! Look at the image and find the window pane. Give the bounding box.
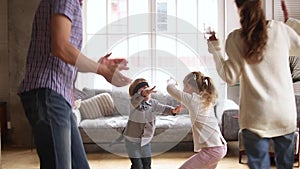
[93,75,114,90]
[128,14,151,33]
[155,35,196,90]
[128,0,150,34]
[107,0,128,34]
[86,0,106,34]
[156,0,176,33]
[177,37,198,67]
[156,35,176,56]
[85,35,108,59]
[157,0,176,16]
[129,0,148,16]
[198,0,218,34]
[108,0,127,23]
[177,0,197,32]
[107,35,128,58]
[177,34,199,57]
[107,19,128,34]
[128,35,149,57]
[157,2,167,32]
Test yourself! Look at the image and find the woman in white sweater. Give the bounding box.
[167,71,227,169]
[207,0,300,168]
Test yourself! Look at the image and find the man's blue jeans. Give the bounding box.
[242,129,295,169]
[20,88,90,169]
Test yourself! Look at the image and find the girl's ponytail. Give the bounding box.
[201,76,218,105]
[184,72,218,107]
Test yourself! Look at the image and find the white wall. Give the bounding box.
[5,0,40,146]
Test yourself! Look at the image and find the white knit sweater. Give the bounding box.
[167,84,226,152]
[208,19,300,137]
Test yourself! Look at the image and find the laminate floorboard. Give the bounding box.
[2,142,294,169]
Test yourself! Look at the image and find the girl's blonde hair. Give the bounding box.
[235,0,268,64]
[128,78,147,97]
[183,71,218,107]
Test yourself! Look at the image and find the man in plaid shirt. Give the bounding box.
[18,0,131,168]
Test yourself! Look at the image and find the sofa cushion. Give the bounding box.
[72,99,82,126]
[79,93,115,119]
[81,88,189,115]
[80,115,192,144]
[82,88,112,99]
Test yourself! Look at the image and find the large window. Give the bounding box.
[77,0,223,94]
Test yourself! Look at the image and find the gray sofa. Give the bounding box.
[73,88,239,154]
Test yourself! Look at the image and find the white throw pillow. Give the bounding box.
[79,93,115,119]
[72,99,82,126]
[72,108,81,126]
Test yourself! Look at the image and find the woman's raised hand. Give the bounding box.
[207,31,218,41]
[281,0,289,22]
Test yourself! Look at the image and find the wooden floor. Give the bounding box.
[1,141,297,169]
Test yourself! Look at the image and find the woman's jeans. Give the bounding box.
[242,129,295,169]
[125,139,151,169]
[20,88,90,169]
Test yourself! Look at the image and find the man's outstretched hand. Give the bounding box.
[97,53,132,87]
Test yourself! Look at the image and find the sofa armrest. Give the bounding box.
[221,109,239,141]
[295,94,300,123]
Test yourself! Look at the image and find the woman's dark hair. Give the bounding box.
[235,0,268,64]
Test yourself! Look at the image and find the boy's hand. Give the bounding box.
[172,105,182,115]
[141,86,156,97]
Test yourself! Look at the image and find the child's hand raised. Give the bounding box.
[141,86,156,97]
[172,105,182,115]
[167,77,177,85]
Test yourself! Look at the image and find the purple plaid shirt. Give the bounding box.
[19,0,82,105]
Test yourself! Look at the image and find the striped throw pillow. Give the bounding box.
[79,93,115,119]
